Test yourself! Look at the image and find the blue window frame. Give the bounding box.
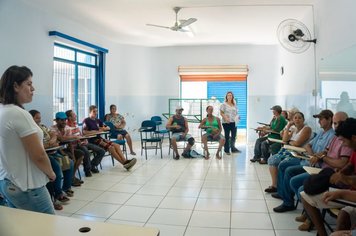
[53,43,97,123]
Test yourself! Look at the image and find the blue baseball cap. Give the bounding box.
[55,112,67,120]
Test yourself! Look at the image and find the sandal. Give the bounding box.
[53,201,63,210]
[130,151,136,155]
[57,194,70,203]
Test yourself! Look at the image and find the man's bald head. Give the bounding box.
[333,111,348,130]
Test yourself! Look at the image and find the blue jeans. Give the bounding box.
[0,179,55,214]
[48,156,63,199]
[276,158,301,205]
[279,165,306,207]
[290,172,309,201]
[62,160,74,192]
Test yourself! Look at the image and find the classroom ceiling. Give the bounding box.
[22,0,316,47]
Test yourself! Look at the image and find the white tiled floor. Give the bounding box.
[56,142,316,236]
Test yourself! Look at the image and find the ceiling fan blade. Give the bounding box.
[179,18,197,28]
[146,24,170,29]
[178,28,189,32]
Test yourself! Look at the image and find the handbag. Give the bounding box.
[55,154,71,171]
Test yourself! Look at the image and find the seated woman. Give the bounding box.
[105,104,136,155]
[83,105,136,170]
[199,106,225,160]
[29,110,75,210]
[265,111,312,193]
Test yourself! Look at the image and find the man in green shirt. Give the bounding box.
[250,105,287,164]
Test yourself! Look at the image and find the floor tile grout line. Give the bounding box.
[182,157,214,235]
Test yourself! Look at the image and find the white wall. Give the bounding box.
[314,0,356,59]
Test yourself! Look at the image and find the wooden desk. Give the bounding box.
[283,145,307,153]
[303,166,321,175]
[267,137,285,144]
[0,206,160,236]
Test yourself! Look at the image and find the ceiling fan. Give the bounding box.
[277,19,317,53]
[146,7,197,32]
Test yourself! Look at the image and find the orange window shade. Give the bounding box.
[180,74,246,82]
[178,65,248,82]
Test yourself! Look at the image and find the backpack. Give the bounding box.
[189,150,205,158]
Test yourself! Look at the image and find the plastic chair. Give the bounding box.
[139,120,162,160]
[103,121,128,163]
[200,128,223,157]
[151,116,169,141]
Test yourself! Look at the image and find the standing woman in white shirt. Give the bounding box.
[220,91,241,155]
[0,66,56,214]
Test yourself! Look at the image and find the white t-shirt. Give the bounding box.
[0,104,48,191]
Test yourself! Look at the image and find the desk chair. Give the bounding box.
[140,120,162,160]
[151,116,169,141]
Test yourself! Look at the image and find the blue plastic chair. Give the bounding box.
[103,121,128,163]
[139,120,162,159]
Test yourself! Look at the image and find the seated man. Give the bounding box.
[272,110,336,213]
[199,105,225,160]
[166,106,195,160]
[65,109,106,177]
[83,105,136,170]
[301,118,356,236]
[250,105,287,164]
[51,112,84,186]
[105,104,136,155]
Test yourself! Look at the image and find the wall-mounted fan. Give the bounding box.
[277,19,317,53]
[146,7,197,32]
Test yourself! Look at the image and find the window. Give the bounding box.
[53,43,97,123]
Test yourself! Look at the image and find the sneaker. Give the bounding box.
[225,152,231,155]
[271,193,282,199]
[124,158,137,170]
[264,186,277,193]
[273,204,296,213]
[259,159,268,164]
[85,171,92,177]
[91,166,99,174]
[250,157,260,162]
[72,178,82,187]
[231,148,241,153]
[182,151,190,158]
[64,190,74,197]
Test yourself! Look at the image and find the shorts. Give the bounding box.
[171,132,193,141]
[204,133,224,141]
[268,148,293,167]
